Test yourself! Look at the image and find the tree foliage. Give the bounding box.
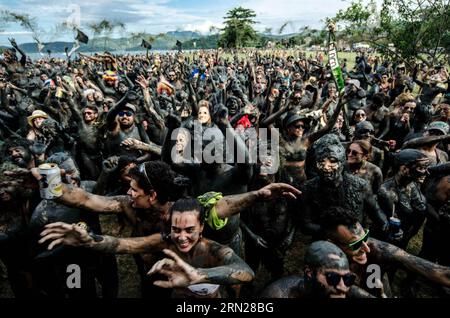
[331,0,450,66]
[219,7,258,48]
[88,19,126,50]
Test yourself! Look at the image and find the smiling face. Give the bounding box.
[83,108,98,123]
[33,117,46,128]
[170,210,204,253]
[313,268,353,298]
[118,110,135,128]
[333,223,370,265]
[408,159,430,184]
[175,131,189,152]
[287,120,304,138]
[346,143,365,165]
[8,146,31,168]
[354,110,366,123]
[198,106,211,124]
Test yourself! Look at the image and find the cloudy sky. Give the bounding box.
[0,0,358,45]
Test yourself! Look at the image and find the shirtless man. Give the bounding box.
[260,241,371,298]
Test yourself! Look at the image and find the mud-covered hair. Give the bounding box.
[319,206,360,233]
[169,198,205,225]
[128,161,190,203]
[1,137,32,161]
[305,240,349,271]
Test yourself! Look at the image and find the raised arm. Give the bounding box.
[305,96,346,147]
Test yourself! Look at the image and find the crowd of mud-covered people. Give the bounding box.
[1,37,450,298]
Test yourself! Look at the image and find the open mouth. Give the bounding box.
[178,241,190,249]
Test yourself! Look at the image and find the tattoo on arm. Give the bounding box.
[88,233,165,254]
[215,191,260,218]
[196,243,254,285]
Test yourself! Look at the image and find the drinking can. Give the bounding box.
[38,163,62,199]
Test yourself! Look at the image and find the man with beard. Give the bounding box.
[260,240,370,298]
[320,206,450,297]
[3,137,35,169]
[103,94,149,158]
[377,149,430,248]
[300,134,388,239]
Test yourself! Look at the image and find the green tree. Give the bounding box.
[331,0,450,66]
[219,7,258,48]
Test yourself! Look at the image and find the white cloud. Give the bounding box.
[182,21,224,34]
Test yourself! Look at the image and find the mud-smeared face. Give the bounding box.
[83,109,98,123]
[408,159,430,184]
[346,143,365,165]
[334,223,370,265]
[287,120,304,138]
[316,156,342,182]
[39,119,59,138]
[170,211,203,253]
[8,146,31,168]
[314,267,354,298]
[127,179,151,209]
[118,110,135,128]
[118,82,128,94]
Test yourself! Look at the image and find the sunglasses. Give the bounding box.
[139,163,153,188]
[346,149,363,156]
[293,124,305,129]
[325,272,356,288]
[118,110,134,117]
[348,229,370,251]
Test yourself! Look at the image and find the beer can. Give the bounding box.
[38,163,62,199]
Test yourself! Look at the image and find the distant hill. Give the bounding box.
[7,29,205,53]
[165,30,202,39]
[5,30,315,53]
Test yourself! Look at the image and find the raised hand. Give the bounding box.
[165,113,181,130]
[147,249,203,288]
[8,38,18,48]
[39,222,92,250]
[135,75,149,89]
[257,182,302,200]
[102,156,119,174]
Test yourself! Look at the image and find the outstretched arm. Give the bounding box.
[215,183,301,219]
[30,168,131,214]
[39,222,166,253]
[369,238,450,287]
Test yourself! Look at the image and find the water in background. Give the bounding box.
[26,49,194,61]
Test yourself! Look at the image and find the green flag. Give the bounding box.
[327,30,345,94]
